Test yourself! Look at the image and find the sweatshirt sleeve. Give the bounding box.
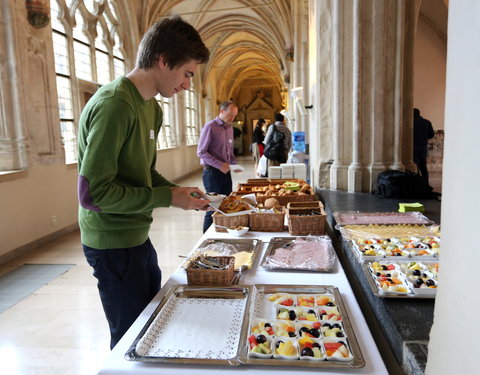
[78,98,173,214]
[197,124,222,169]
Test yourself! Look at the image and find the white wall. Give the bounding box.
[426,0,480,373]
[0,147,203,259]
[413,18,447,130]
[0,165,78,256]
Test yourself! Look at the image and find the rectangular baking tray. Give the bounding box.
[125,285,252,365]
[333,211,435,226]
[362,262,437,299]
[244,284,365,368]
[125,284,365,369]
[260,237,335,272]
[350,241,439,264]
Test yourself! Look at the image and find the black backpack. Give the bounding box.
[264,125,286,163]
[374,170,432,199]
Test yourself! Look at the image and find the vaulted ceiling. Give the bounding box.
[132,0,296,101]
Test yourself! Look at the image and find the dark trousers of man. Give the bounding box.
[202,165,232,233]
[414,148,430,186]
[83,238,161,349]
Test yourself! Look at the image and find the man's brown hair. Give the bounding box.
[136,16,210,69]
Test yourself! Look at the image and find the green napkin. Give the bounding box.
[398,202,425,213]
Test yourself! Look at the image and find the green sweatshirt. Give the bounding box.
[77,76,177,249]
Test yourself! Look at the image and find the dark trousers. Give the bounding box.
[202,166,232,232]
[83,238,161,349]
[414,148,430,186]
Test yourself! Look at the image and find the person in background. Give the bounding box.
[77,16,210,349]
[197,101,240,233]
[264,112,292,167]
[413,107,435,187]
[252,118,266,169]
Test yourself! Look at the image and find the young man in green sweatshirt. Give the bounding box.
[77,16,210,349]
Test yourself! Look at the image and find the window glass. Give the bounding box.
[52,32,69,75]
[56,76,74,119]
[95,50,110,84]
[50,0,65,32]
[61,120,77,164]
[50,0,128,164]
[185,87,199,145]
[156,95,177,149]
[73,40,92,81]
[113,57,125,78]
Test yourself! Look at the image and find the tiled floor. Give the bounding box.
[0,156,257,375]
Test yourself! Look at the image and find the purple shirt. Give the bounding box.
[197,117,236,169]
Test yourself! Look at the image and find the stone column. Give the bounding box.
[347,0,364,193]
[0,0,28,170]
[309,0,418,193]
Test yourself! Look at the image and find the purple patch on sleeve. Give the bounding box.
[78,175,101,212]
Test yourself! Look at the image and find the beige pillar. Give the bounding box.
[308,0,418,193]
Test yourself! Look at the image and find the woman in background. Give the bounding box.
[252,118,266,161]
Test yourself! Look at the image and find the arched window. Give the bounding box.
[50,0,126,164]
[184,85,200,146]
[156,95,177,149]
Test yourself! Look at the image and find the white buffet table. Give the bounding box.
[96,228,388,374]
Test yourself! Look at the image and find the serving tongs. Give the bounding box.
[189,255,229,270]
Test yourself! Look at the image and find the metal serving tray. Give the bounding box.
[362,261,437,299]
[125,284,365,369]
[260,237,335,272]
[245,284,365,368]
[350,239,439,264]
[125,285,252,365]
[333,211,435,226]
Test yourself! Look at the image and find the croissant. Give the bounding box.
[218,196,251,213]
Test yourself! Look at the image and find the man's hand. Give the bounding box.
[170,187,210,211]
[219,162,230,174]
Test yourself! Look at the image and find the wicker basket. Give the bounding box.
[246,178,306,184]
[212,211,249,232]
[256,193,315,207]
[186,256,235,286]
[249,209,286,232]
[287,201,325,210]
[286,203,327,235]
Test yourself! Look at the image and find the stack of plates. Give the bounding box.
[293,163,307,179]
[280,163,295,178]
[268,166,282,178]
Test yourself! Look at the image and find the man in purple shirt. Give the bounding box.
[197,100,239,232]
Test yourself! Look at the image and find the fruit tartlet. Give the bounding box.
[315,294,336,307]
[298,321,321,338]
[273,338,299,359]
[318,306,342,321]
[276,307,297,321]
[248,334,272,357]
[295,307,318,321]
[298,336,324,360]
[250,320,275,336]
[267,293,295,306]
[323,339,352,361]
[297,295,315,307]
[321,322,345,338]
[274,320,296,338]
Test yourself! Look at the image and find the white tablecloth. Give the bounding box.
[96,228,388,374]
